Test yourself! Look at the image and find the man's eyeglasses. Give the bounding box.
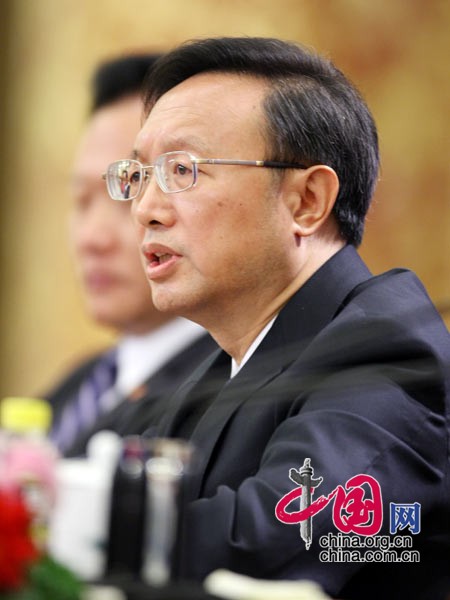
[103,151,307,201]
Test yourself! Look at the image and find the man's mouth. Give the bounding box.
[142,244,181,279]
[151,252,173,266]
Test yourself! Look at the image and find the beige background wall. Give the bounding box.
[1,0,449,398]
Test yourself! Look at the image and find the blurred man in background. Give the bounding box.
[45,54,216,457]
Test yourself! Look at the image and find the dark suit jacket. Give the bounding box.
[155,246,450,600]
[45,332,217,457]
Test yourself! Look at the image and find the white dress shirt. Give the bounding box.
[114,318,206,398]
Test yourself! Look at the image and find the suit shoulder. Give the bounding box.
[339,268,449,348]
[43,350,109,406]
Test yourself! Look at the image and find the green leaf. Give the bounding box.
[26,555,84,600]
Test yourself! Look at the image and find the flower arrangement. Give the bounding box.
[0,486,83,600]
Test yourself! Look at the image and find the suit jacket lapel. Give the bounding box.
[158,348,225,437]
[185,352,285,499]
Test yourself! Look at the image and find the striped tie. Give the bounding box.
[51,350,117,453]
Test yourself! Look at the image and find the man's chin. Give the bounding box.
[151,290,189,318]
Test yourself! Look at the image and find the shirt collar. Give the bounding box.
[230,316,277,378]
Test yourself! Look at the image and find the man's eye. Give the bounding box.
[130,171,141,183]
[175,163,190,176]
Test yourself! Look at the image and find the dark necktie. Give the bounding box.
[51,350,117,453]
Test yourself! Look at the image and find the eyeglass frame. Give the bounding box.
[102,150,308,201]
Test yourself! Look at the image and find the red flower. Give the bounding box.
[0,487,39,590]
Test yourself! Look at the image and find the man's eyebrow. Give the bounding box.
[165,135,209,154]
[132,136,210,163]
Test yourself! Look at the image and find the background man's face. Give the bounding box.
[69,96,167,334]
[133,73,300,328]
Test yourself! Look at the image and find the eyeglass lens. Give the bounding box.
[107,152,196,200]
[158,152,196,193]
[107,160,142,200]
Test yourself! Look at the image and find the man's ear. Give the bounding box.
[287,165,339,237]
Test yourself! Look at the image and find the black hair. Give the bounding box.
[142,37,379,246]
[91,52,162,113]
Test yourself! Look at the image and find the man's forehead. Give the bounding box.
[136,72,267,157]
[149,70,267,113]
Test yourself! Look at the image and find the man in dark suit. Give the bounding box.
[45,54,216,457]
[105,38,450,599]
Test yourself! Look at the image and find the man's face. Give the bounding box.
[133,73,301,329]
[70,96,167,334]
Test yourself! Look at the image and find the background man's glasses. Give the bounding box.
[103,151,307,201]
